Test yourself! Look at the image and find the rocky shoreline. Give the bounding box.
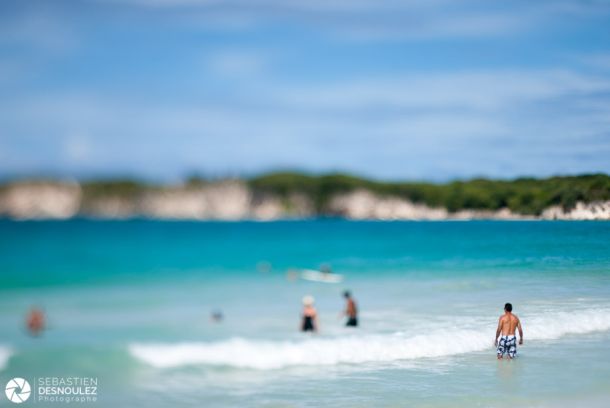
[1,180,609,221]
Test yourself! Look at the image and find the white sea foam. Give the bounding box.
[0,346,13,371]
[130,308,610,370]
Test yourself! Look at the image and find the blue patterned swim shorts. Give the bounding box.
[497,335,517,358]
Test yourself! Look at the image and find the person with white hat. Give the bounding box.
[301,295,318,332]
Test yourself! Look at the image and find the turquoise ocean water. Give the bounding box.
[1,220,610,407]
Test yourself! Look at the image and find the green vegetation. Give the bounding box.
[81,180,150,200]
[2,173,609,216]
[249,172,610,215]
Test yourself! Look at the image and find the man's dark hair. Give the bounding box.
[504,303,513,312]
[343,291,351,298]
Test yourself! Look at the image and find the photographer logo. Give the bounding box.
[5,378,31,404]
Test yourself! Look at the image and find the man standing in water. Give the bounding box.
[494,303,523,359]
[343,291,358,327]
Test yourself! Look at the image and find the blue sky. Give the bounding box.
[1,0,610,181]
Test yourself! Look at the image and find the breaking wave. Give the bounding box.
[130,308,610,370]
[0,346,12,371]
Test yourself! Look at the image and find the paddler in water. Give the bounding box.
[320,263,332,276]
[342,291,358,327]
[301,295,318,332]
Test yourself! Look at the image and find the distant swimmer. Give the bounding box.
[301,295,318,333]
[286,269,299,281]
[494,303,523,359]
[256,261,272,274]
[26,307,45,336]
[342,291,358,327]
[210,309,224,323]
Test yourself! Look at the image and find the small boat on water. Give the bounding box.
[300,269,344,283]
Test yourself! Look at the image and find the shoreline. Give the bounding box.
[1,213,608,222]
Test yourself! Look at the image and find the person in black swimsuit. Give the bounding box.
[301,295,318,332]
[343,291,358,327]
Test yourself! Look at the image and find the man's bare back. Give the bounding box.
[498,313,521,337]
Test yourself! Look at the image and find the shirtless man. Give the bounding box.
[494,303,523,359]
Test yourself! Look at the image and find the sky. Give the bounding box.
[1,0,610,182]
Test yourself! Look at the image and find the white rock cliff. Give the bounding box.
[0,182,609,220]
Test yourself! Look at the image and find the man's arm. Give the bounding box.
[494,317,502,346]
[517,318,523,345]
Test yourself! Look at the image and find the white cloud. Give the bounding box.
[87,0,610,42]
[205,50,268,78]
[0,58,21,83]
[581,53,610,70]
[272,70,610,113]
[0,8,79,54]
[2,66,610,179]
[88,0,537,40]
[63,134,93,163]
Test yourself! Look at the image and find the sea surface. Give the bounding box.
[1,220,610,407]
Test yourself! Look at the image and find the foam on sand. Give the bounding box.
[130,308,610,370]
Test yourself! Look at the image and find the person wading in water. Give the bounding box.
[343,291,358,327]
[494,302,524,359]
[301,295,318,332]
